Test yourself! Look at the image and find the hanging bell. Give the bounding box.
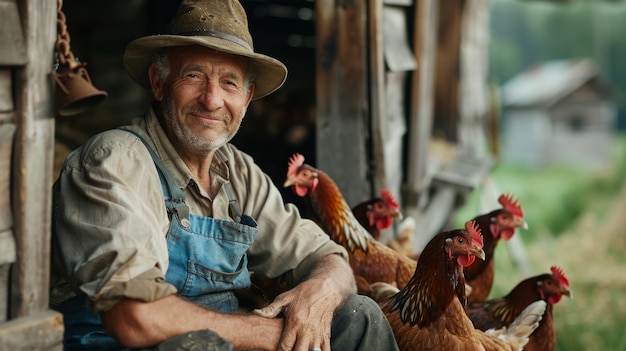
[53,65,107,117]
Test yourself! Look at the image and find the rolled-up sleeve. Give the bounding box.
[51,130,176,313]
[222,145,348,286]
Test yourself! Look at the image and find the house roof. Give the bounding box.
[501,59,612,108]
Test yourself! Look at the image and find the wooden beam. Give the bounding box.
[433,0,464,141]
[11,0,57,318]
[0,1,27,65]
[368,0,387,196]
[403,0,438,210]
[315,0,370,205]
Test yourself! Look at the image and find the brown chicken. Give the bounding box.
[467,266,573,351]
[351,189,403,241]
[465,193,528,304]
[373,221,546,351]
[351,190,422,260]
[283,153,418,296]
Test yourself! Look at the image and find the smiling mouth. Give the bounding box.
[192,113,226,124]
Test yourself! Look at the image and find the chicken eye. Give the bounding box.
[302,171,310,177]
[457,237,464,244]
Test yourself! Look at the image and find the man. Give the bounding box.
[49,1,400,350]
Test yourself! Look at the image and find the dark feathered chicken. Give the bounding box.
[465,193,528,304]
[467,266,572,351]
[351,189,403,241]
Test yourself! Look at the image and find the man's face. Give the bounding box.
[152,46,254,154]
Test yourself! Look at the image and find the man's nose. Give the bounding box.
[199,82,224,110]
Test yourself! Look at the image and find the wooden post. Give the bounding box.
[403,0,438,211]
[368,0,387,197]
[0,0,63,349]
[315,0,370,205]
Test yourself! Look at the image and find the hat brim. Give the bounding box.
[123,35,288,100]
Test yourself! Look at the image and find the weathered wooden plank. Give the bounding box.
[433,0,464,141]
[0,309,63,350]
[11,0,56,318]
[383,71,408,204]
[0,230,16,267]
[458,0,491,155]
[0,263,11,323]
[368,0,387,198]
[0,230,16,322]
[0,124,15,232]
[0,70,14,113]
[12,119,56,318]
[403,0,438,209]
[315,0,370,205]
[382,7,417,73]
[0,1,27,66]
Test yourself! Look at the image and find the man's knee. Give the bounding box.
[332,294,392,333]
[331,295,399,350]
[335,294,386,322]
[154,329,234,351]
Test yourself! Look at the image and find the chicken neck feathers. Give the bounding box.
[384,230,466,328]
[305,169,374,253]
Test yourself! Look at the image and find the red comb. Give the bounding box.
[498,193,524,217]
[551,265,570,288]
[381,189,399,211]
[287,153,305,178]
[465,220,483,248]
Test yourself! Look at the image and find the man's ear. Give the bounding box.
[245,83,255,107]
[148,63,164,101]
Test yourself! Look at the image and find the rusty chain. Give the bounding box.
[55,0,79,70]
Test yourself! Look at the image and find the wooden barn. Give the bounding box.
[0,0,497,348]
[501,59,617,171]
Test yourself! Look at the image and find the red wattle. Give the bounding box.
[457,255,476,267]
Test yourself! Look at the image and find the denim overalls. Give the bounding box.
[53,129,257,350]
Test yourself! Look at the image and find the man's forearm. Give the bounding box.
[102,294,283,349]
[307,254,357,300]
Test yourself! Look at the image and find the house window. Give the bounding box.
[568,115,585,132]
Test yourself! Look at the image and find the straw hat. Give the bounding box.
[123,0,288,100]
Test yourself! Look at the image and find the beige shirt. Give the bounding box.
[50,106,347,313]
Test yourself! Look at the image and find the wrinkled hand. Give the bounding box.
[253,276,342,351]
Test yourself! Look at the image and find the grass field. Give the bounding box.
[454,134,626,351]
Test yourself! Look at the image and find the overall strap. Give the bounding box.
[117,128,190,225]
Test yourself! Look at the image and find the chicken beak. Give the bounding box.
[283,178,295,188]
[472,246,486,261]
[392,211,403,220]
[563,288,573,299]
[517,218,529,230]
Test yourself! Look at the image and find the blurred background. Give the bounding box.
[454,1,626,350]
